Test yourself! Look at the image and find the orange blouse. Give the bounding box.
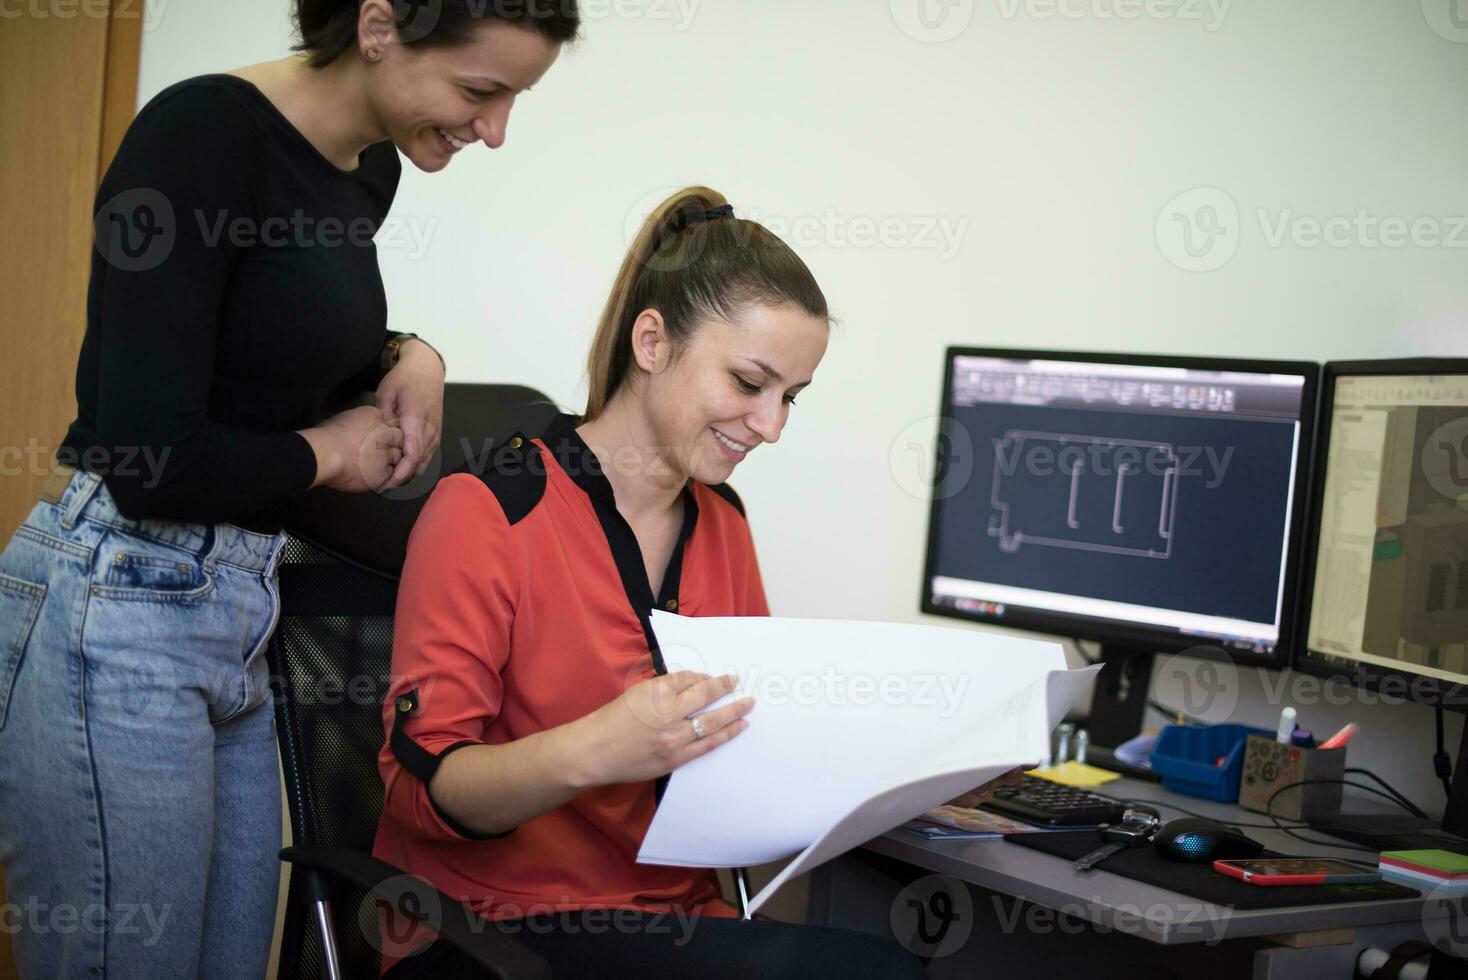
[374,414,767,938]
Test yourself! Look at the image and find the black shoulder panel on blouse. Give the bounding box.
[460,433,548,526]
[706,482,746,517]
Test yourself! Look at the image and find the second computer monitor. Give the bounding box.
[921,348,1318,667]
[1299,360,1468,700]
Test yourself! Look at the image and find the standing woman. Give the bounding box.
[0,2,574,977]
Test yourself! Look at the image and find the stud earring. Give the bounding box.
[366,47,381,62]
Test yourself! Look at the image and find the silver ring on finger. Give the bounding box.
[691,716,706,740]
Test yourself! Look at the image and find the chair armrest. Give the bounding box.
[280,845,552,980]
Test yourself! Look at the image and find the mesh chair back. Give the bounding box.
[270,543,399,979]
[269,384,559,980]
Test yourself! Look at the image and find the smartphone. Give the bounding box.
[1212,858,1381,886]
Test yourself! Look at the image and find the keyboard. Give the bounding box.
[980,774,1127,826]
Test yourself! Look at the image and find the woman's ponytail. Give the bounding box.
[583,187,828,421]
[586,188,727,420]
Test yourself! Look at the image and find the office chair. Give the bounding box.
[269,383,559,980]
[268,383,754,980]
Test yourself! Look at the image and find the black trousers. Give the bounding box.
[383,911,928,980]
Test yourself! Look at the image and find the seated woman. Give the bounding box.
[373,186,927,978]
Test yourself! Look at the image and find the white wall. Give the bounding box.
[141,0,1468,812]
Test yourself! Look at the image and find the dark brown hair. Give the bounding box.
[294,0,580,69]
[584,186,830,421]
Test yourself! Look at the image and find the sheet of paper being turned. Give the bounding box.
[635,612,1101,914]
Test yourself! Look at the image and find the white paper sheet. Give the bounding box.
[635,613,1102,913]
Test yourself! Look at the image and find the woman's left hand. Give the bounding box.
[946,765,1030,809]
[376,339,445,488]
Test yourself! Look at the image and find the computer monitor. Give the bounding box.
[1296,359,1468,843]
[920,348,1319,745]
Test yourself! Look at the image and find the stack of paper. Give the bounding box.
[637,612,1102,914]
[1380,850,1468,893]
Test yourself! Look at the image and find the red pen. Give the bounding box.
[1319,723,1359,750]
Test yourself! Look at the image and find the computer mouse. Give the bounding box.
[1154,818,1264,862]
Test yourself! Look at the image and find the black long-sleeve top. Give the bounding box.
[59,74,403,532]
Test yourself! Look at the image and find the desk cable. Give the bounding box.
[1113,776,1428,854]
[1435,706,1453,800]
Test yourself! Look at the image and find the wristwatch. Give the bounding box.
[380,332,420,373]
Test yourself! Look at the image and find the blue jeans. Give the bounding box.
[0,469,288,979]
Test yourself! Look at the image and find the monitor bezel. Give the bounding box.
[918,346,1320,670]
[1294,357,1468,712]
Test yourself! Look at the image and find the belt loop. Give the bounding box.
[201,525,220,573]
[60,472,103,531]
[265,530,290,579]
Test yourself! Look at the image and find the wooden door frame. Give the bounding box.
[0,4,143,977]
[100,0,143,177]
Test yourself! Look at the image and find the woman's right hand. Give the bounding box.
[298,405,404,493]
[576,671,755,786]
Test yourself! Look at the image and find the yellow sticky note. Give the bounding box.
[1026,761,1122,788]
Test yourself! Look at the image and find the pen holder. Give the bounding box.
[1237,735,1346,819]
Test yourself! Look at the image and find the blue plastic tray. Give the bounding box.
[1149,724,1273,802]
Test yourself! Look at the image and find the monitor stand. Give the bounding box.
[1307,712,1468,853]
[1085,643,1155,748]
[1078,643,1159,781]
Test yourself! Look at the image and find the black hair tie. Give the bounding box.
[653,203,734,254]
[691,203,734,223]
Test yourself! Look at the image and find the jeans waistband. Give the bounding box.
[41,466,288,574]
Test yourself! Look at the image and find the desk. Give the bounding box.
[806,777,1445,979]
